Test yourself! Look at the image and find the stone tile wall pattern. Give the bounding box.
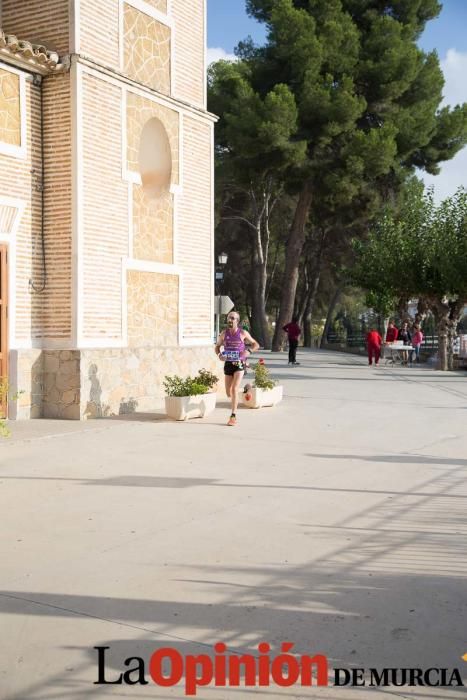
[12,346,221,420]
[13,349,43,419]
[132,184,173,263]
[0,69,20,146]
[144,0,168,13]
[42,350,81,419]
[126,91,179,185]
[127,270,178,347]
[80,346,219,418]
[124,4,171,95]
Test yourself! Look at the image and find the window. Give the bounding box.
[0,64,26,159]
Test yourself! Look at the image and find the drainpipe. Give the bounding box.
[29,72,47,293]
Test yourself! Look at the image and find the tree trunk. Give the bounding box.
[432,298,464,371]
[437,317,449,370]
[397,297,409,321]
[303,231,326,347]
[271,182,313,351]
[296,261,310,327]
[447,299,464,371]
[251,254,271,348]
[320,286,342,349]
[415,297,430,325]
[303,269,321,347]
[431,299,450,371]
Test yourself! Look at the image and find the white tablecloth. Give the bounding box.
[384,344,413,362]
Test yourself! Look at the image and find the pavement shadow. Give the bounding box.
[306,452,467,468]
[1,462,466,698]
[106,411,169,423]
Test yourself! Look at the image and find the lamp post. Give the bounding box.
[216,252,228,338]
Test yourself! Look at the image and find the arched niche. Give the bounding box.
[138,117,172,198]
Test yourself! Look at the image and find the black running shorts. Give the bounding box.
[224,361,246,376]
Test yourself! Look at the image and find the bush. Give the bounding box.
[163,375,210,397]
[195,369,218,391]
[0,378,23,438]
[253,361,277,390]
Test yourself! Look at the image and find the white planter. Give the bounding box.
[165,393,217,421]
[243,385,283,409]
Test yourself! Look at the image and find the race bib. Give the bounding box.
[223,350,240,361]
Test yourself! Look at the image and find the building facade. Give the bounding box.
[0,0,217,419]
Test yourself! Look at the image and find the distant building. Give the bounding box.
[0,0,215,419]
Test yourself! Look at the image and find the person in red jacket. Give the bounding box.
[366,327,382,366]
[385,320,398,343]
[283,317,301,365]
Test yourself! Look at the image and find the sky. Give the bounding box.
[207,0,467,202]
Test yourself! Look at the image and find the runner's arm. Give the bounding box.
[215,332,225,359]
[242,330,260,352]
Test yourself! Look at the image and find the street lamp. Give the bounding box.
[216,252,228,338]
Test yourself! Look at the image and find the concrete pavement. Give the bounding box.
[1,349,466,699]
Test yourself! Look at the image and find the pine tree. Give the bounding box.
[243,0,467,350]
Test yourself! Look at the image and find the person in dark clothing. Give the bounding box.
[398,321,412,345]
[283,317,301,365]
[398,321,412,365]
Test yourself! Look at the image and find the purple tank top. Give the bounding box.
[223,328,246,361]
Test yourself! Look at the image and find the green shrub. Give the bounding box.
[163,375,209,397]
[0,378,23,438]
[253,361,277,390]
[195,368,218,391]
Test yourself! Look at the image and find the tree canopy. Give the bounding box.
[209,0,467,353]
[352,185,467,368]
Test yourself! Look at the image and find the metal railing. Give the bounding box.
[325,332,440,351]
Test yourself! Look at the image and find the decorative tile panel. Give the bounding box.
[132,185,173,264]
[124,3,171,94]
[127,269,179,347]
[0,69,21,146]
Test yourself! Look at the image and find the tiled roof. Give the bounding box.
[0,29,61,71]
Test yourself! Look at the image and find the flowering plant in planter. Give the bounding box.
[252,360,277,390]
[243,361,282,409]
[163,376,208,397]
[196,368,219,392]
[163,370,219,421]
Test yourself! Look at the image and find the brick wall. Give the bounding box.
[81,72,128,340]
[79,0,120,70]
[40,72,73,338]
[1,0,70,55]
[0,70,40,342]
[178,116,212,339]
[172,0,205,108]
[0,68,71,343]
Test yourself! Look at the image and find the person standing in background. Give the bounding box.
[366,327,382,366]
[283,317,302,365]
[411,324,424,364]
[386,320,399,343]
